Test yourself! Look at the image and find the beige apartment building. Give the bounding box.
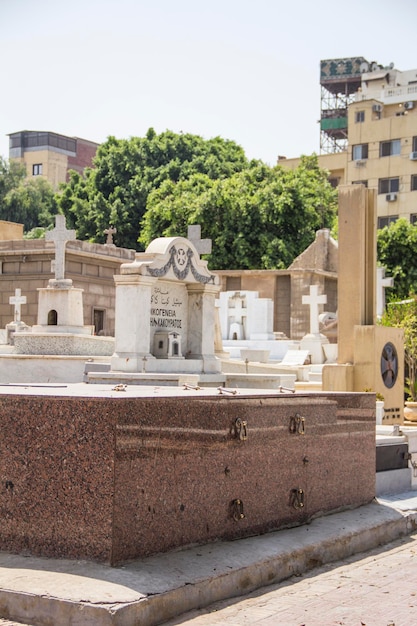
[281,58,417,228]
[8,130,99,190]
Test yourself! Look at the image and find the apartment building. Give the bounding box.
[280,58,417,228]
[8,130,99,190]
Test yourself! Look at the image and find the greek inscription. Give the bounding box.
[151,308,177,317]
[150,317,182,328]
[150,306,182,329]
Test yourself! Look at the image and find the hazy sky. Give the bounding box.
[1,0,416,165]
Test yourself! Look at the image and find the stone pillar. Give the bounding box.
[187,283,221,373]
[337,185,376,365]
[111,274,157,372]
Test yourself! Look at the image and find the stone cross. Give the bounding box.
[187,225,212,255]
[45,215,76,281]
[230,293,247,324]
[9,288,26,323]
[104,225,117,245]
[376,266,394,319]
[302,285,327,335]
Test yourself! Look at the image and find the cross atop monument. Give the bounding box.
[45,215,76,281]
[302,285,327,335]
[104,225,117,246]
[9,288,26,323]
[187,225,212,255]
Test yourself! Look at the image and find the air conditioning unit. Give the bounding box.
[372,104,383,113]
[354,159,366,167]
[404,101,415,110]
[386,193,398,202]
[410,152,417,161]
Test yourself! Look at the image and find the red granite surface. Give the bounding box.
[0,392,375,565]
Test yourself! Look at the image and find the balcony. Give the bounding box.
[356,84,417,106]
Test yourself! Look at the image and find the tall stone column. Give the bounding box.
[337,185,376,365]
[186,283,221,373]
[111,274,157,372]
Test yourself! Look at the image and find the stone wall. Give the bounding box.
[0,389,375,566]
[215,268,337,340]
[0,240,134,335]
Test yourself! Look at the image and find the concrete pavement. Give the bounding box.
[0,493,416,626]
[162,531,417,626]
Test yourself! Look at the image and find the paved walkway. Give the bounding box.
[0,493,416,626]
[161,532,417,626]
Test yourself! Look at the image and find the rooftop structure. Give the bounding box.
[283,58,417,227]
[319,56,369,153]
[8,130,99,190]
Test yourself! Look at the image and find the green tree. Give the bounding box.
[0,157,26,207]
[0,157,57,232]
[57,129,249,250]
[377,218,417,300]
[141,155,338,269]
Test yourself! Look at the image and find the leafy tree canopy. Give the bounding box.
[141,154,338,269]
[377,218,417,300]
[0,157,26,199]
[57,129,249,250]
[0,157,57,232]
[1,134,338,272]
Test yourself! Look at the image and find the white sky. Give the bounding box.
[1,0,416,166]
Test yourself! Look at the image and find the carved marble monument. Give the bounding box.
[89,234,224,385]
[6,215,114,359]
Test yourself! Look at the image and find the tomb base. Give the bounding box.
[110,354,221,374]
[86,371,226,387]
[12,333,114,356]
[0,387,376,565]
[299,333,329,365]
[223,373,296,389]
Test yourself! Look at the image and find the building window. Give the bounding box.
[352,180,368,187]
[411,175,417,191]
[411,214,417,225]
[328,177,340,188]
[380,139,401,157]
[352,144,368,160]
[378,216,398,229]
[22,131,76,153]
[355,111,365,123]
[32,163,42,176]
[378,177,400,194]
[412,137,417,152]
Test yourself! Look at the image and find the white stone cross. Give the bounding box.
[187,225,212,255]
[230,293,247,324]
[45,215,76,281]
[376,266,394,319]
[9,288,26,323]
[302,285,327,335]
[104,225,117,245]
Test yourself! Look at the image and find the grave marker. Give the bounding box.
[45,215,76,282]
[9,288,26,323]
[110,233,223,382]
[104,226,117,246]
[322,185,404,424]
[187,225,212,255]
[302,285,327,335]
